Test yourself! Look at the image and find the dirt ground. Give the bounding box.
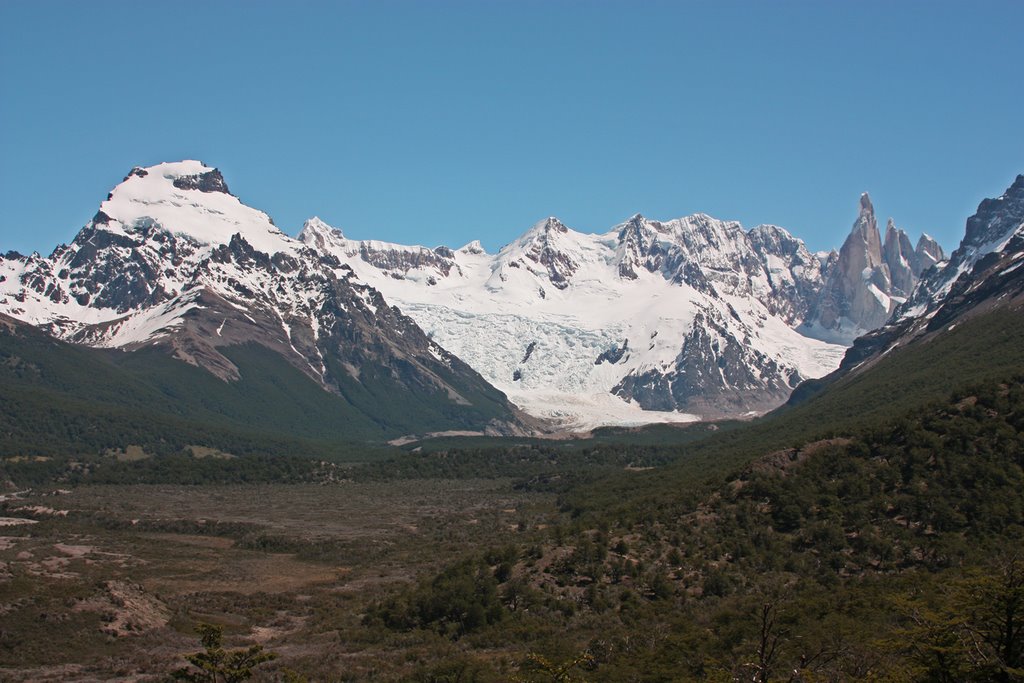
[0,481,555,681]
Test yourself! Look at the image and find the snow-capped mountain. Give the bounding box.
[0,161,523,437]
[824,175,1024,379]
[299,211,851,426]
[899,174,1024,320]
[800,193,946,343]
[0,159,951,430]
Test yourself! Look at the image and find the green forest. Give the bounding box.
[350,374,1024,681]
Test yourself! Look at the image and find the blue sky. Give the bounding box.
[1,1,1021,256]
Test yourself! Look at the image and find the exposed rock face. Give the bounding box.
[51,219,198,313]
[615,214,669,280]
[915,234,945,272]
[747,224,824,324]
[2,157,972,427]
[803,193,944,342]
[613,311,798,415]
[595,339,628,365]
[501,217,580,290]
[898,174,1024,320]
[607,213,824,326]
[299,218,459,280]
[296,193,955,424]
[521,341,537,363]
[358,242,456,277]
[171,168,231,194]
[812,194,890,334]
[883,218,918,298]
[962,175,1024,248]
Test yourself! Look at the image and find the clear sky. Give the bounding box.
[1,1,1021,256]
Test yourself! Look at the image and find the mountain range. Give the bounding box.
[6,162,1021,441]
[300,192,943,426]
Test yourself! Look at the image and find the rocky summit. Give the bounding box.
[801,193,946,343]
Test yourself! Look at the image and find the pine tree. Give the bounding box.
[171,623,277,683]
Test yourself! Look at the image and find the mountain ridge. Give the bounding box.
[298,196,943,425]
[0,161,963,429]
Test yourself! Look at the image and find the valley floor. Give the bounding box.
[0,481,557,681]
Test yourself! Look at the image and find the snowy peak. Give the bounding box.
[897,174,1024,319]
[746,224,824,324]
[511,217,575,252]
[748,224,822,277]
[612,213,749,287]
[915,234,945,272]
[962,174,1024,251]
[459,240,486,255]
[128,160,216,183]
[675,212,747,246]
[299,209,850,424]
[11,157,991,430]
[151,161,233,195]
[0,162,312,324]
[602,214,822,320]
[613,214,670,280]
[298,216,345,252]
[94,161,295,256]
[533,216,570,234]
[495,216,585,290]
[120,161,230,196]
[301,216,340,236]
[803,193,939,342]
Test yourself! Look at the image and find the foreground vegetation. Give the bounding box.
[2,310,1024,680]
[1,372,1022,680]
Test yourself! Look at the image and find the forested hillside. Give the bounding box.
[361,372,1024,681]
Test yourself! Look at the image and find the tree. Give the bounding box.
[748,601,784,683]
[958,556,1024,681]
[896,555,1024,682]
[171,623,277,683]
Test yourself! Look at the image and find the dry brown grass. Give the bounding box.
[0,480,556,681]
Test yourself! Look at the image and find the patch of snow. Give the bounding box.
[866,282,892,309]
[1001,261,1023,276]
[89,290,204,348]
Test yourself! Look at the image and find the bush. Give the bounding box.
[371,559,505,638]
